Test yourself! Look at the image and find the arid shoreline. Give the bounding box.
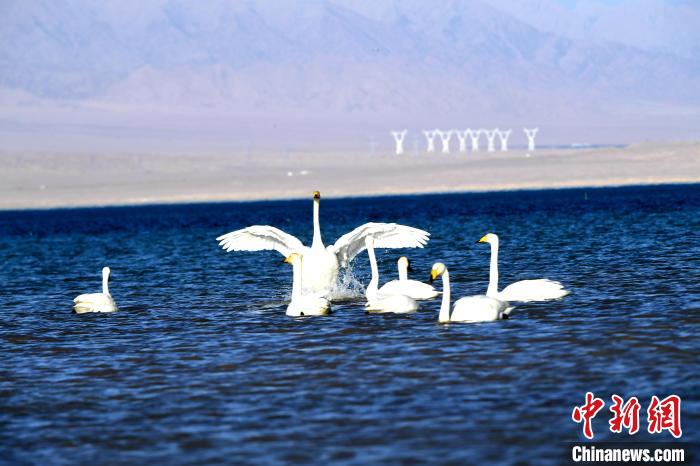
[1,142,698,210]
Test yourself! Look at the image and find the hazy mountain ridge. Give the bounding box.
[1,0,698,111]
[1,0,699,147]
[489,0,700,62]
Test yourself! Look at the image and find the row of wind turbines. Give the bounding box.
[74,191,568,322]
[391,128,539,155]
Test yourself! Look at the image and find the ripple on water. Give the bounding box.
[1,185,699,465]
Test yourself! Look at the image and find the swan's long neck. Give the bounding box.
[439,270,451,322]
[102,269,110,296]
[366,240,379,299]
[398,261,408,281]
[487,238,499,297]
[291,260,302,300]
[311,199,323,249]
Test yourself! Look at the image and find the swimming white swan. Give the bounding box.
[477,233,569,302]
[378,256,439,300]
[217,191,430,297]
[73,267,117,314]
[365,236,419,313]
[430,263,512,323]
[283,253,331,317]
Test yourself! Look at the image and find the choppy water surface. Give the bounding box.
[1,185,699,465]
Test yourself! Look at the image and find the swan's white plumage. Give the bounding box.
[329,222,429,268]
[217,192,430,297]
[378,257,439,300]
[73,267,117,314]
[73,293,115,313]
[379,280,438,300]
[286,294,331,317]
[284,252,330,316]
[366,293,419,314]
[478,233,569,302]
[430,263,512,323]
[364,237,419,313]
[216,225,304,257]
[450,296,512,322]
[497,279,568,302]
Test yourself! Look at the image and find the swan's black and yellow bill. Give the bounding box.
[284,253,300,264]
[313,191,321,200]
[429,269,439,283]
[476,234,489,243]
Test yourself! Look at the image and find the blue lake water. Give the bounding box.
[1,184,699,465]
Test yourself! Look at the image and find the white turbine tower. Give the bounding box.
[484,129,498,153]
[391,130,407,155]
[468,129,481,152]
[436,130,453,153]
[524,128,539,151]
[423,130,438,153]
[497,129,511,151]
[455,130,469,152]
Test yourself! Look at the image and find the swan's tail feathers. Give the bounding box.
[497,279,569,303]
[73,292,117,313]
[73,302,116,313]
[73,293,109,305]
[73,303,97,314]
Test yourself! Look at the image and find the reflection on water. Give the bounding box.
[1,185,699,465]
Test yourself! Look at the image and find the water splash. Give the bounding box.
[329,263,366,302]
[279,264,366,302]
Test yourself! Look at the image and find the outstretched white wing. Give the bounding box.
[329,222,430,267]
[216,225,305,257]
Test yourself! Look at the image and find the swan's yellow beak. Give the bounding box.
[284,253,301,264]
[313,191,321,200]
[429,269,439,282]
[477,234,489,243]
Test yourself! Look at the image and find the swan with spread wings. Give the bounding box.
[216,191,430,297]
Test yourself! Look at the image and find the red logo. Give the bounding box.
[573,393,682,439]
[647,395,682,438]
[609,394,641,435]
[572,392,606,439]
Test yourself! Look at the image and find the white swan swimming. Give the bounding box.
[217,191,430,297]
[364,236,419,313]
[477,233,569,302]
[283,253,331,317]
[430,263,512,323]
[73,267,117,314]
[378,256,439,300]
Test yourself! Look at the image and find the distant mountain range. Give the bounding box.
[1,0,699,149]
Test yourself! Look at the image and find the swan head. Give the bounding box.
[312,191,321,201]
[102,266,111,277]
[283,253,302,266]
[398,256,413,272]
[477,233,499,244]
[429,263,446,282]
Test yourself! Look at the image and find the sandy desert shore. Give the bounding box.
[0,142,698,210]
